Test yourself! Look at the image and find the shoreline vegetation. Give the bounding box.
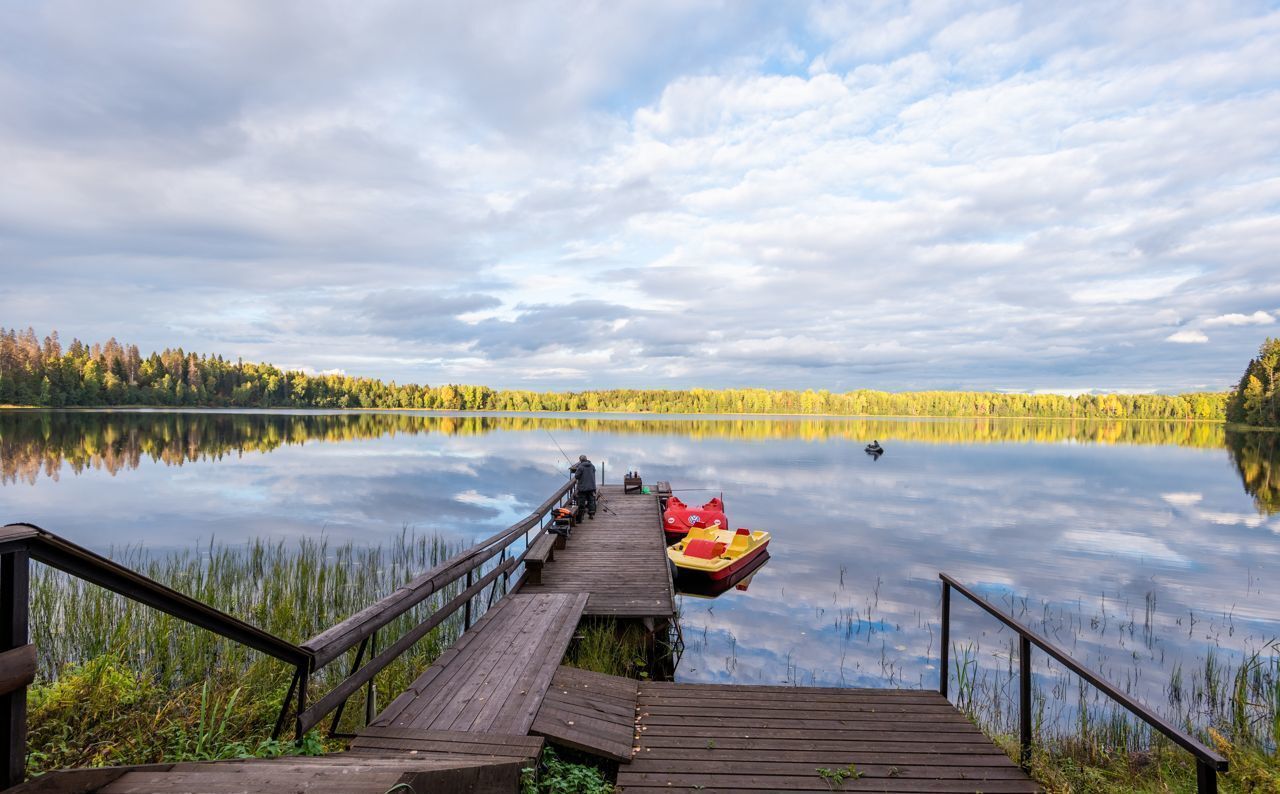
[24,534,1279,791]
[26,531,469,776]
[0,327,1228,419]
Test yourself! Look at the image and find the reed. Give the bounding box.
[25,528,470,775]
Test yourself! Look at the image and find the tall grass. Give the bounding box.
[945,618,1280,790]
[25,529,475,775]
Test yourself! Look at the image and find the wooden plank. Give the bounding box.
[445,594,562,731]
[621,681,1038,793]
[422,595,550,731]
[0,644,35,697]
[491,593,590,734]
[618,775,1039,792]
[371,594,521,728]
[351,726,544,761]
[520,487,674,619]
[623,759,1033,778]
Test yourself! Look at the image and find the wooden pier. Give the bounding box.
[3,480,1039,793]
[520,485,676,619]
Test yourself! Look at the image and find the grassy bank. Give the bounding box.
[25,531,470,776]
[951,638,1280,791]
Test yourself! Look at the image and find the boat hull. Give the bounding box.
[667,527,772,581]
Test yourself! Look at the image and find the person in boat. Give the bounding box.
[569,454,597,521]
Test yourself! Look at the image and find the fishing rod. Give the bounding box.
[545,429,572,465]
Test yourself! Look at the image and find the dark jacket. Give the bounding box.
[570,460,597,492]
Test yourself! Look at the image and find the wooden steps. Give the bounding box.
[349,725,544,763]
[13,754,523,794]
[531,666,639,762]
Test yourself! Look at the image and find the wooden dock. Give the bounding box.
[618,683,1039,793]
[369,592,588,734]
[520,484,676,619]
[6,482,1040,793]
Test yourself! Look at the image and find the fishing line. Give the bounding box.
[544,429,572,465]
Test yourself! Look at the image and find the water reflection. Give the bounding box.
[675,551,771,599]
[1,409,1277,740]
[1226,430,1280,514]
[0,409,1229,485]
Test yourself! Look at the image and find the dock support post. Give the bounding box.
[1019,635,1032,770]
[0,550,29,790]
[938,580,950,698]
[294,659,310,743]
[364,630,377,726]
[1196,758,1217,793]
[464,569,473,631]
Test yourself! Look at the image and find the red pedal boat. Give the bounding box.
[662,495,727,542]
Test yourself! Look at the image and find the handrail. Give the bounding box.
[939,572,1227,793]
[301,479,574,668]
[0,478,578,789]
[0,524,310,666]
[292,479,576,735]
[0,523,316,790]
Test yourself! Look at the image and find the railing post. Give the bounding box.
[364,630,377,726]
[464,568,473,631]
[939,579,950,698]
[1019,635,1032,770]
[1196,759,1217,794]
[294,660,310,743]
[0,549,29,789]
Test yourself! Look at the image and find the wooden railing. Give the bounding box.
[939,572,1229,793]
[292,479,575,736]
[0,479,576,789]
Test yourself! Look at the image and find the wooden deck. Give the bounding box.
[369,592,588,735]
[520,485,675,619]
[13,481,1042,793]
[531,666,639,762]
[617,683,1039,793]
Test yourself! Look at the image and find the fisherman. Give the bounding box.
[569,454,597,521]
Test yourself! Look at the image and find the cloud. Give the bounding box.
[1204,311,1275,327]
[1,2,1279,391]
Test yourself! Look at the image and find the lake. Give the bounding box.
[2,409,1277,738]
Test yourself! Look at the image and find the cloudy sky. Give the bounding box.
[1,1,1278,392]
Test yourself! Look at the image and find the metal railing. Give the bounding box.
[0,479,576,789]
[939,572,1228,793]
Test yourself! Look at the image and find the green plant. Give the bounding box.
[25,531,463,775]
[816,763,863,790]
[521,747,614,794]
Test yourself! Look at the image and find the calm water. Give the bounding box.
[2,409,1277,734]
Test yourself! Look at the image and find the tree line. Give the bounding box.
[2,410,1233,486]
[0,327,1227,419]
[1226,337,1280,428]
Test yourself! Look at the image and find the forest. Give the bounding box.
[1226,337,1280,428]
[0,326,1228,420]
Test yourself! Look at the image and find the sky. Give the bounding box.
[1,1,1278,393]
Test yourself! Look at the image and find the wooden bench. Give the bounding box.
[524,531,557,585]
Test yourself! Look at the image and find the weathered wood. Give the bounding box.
[618,680,1041,793]
[369,593,587,736]
[0,644,35,698]
[350,725,544,761]
[520,486,675,618]
[303,480,573,668]
[297,555,517,733]
[0,549,28,790]
[532,667,638,762]
[524,532,557,585]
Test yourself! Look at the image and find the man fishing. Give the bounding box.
[569,454,597,521]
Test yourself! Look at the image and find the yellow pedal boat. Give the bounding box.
[667,525,771,581]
